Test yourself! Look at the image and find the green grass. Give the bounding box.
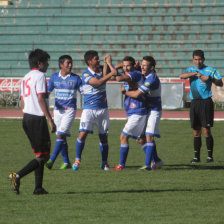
[1,119,224,224]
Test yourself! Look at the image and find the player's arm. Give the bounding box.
[116,73,131,82]
[212,78,223,87]
[180,71,198,79]
[38,93,56,133]
[89,56,117,86]
[20,96,24,111]
[123,88,143,98]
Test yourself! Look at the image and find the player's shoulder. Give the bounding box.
[203,65,216,72]
[70,72,81,79]
[82,69,91,78]
[50,72,59,79]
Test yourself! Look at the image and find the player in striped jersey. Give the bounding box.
[45,55,82,170]
[72,51,117,171]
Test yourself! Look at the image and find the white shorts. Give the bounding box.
[79,108,110,136]
[54,109,76,137]
[122,114,147,139]
[145,110,162,138]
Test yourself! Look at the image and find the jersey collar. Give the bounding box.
[59,71,71,79]
[88,67,102,76]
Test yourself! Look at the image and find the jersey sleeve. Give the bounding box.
[20,80,24,97]
[129,71,142,82]
[82,72,93,84]
[212,69,222,80]
[36,73,47,94]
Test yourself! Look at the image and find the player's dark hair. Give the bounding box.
[28,49,50,69]
[142,56,156,67]
[122,56,135,66]
[58,55,72,69]
[84,50,98,66]
[193,49,205,59]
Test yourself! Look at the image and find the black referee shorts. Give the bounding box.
[190,98,214,129]
[22,113,51,156]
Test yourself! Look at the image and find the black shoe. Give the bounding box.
[33,187,48,195]
[9,173,20,195]
[206,157,214,163]
[191,158,200,163]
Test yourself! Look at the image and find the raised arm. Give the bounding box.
[88,55,117,86]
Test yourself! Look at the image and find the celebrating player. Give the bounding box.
[180,49,223,163]
[72,51,117,171]
[112,56,148,170]
[123,56,163,170]
[9,49,56,195]
[45,55,82,170]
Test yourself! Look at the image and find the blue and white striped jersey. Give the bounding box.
[124,70,148,116]
[48,71,82,110]
[139,71,162,111]
[81,67,108,109]
[184,65,222,100]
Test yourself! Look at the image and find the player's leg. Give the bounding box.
[73,109,93,170]
[96,108,110,170]
[201,98,214,162]
[139,111,162,171]
[10,114,50,194]
[113,114,147,170]
[58,109,76,169]
[190,100,202,163]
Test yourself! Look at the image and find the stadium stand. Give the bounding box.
[0,0,224,77]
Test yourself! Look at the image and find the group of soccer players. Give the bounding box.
[9,49,163,194]
[11,48,222,195]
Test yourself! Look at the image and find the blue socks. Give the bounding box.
[60,141,70,164]
[50,138,65,163]
[100,142,109,163]
[145,142,154,167]
[120,144,129,167]
[75,138,85,160]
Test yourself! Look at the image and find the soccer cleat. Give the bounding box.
[33,187,48,195]
[59,163,72,170]
[45,160,53,169]
[100,162,110,171]
[206,157,214,163]
[72,160,80,171]
[137,165,151,171]
[151,160,164,170]
[191,158,200,163]
[9,172,20,194]
[112,164,125,170]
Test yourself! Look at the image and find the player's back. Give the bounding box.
[21,69,47,116]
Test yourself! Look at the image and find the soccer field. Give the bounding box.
[1,119,224,224]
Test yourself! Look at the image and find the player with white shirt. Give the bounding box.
[72,51,117,171]
[9,49,56,195]
[124,56,163,171]
[45,55,82,170]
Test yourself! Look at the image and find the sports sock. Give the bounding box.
[50,138,64,163]
[145,142,154,167]
[152,143,160,162]
[141,143,147,153]
[206,136,214,158]
[100,142,109,163]
[60,141,70,164]
[17,159,40,178]
[194,137,201,159]
[34,163,44,189]
[76,138,85,160]
[120,144,129,167]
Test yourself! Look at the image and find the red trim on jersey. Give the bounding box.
[31,68,39,71]
[37,92,46,95]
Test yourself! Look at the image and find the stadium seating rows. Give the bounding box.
[0,0,224,77]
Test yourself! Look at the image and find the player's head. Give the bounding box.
[84,50,100,72]
[141,56,156,75]
[28,49,50,72]
[58,55,73,74]
[192,49,205,69]
[122,56,135,73]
